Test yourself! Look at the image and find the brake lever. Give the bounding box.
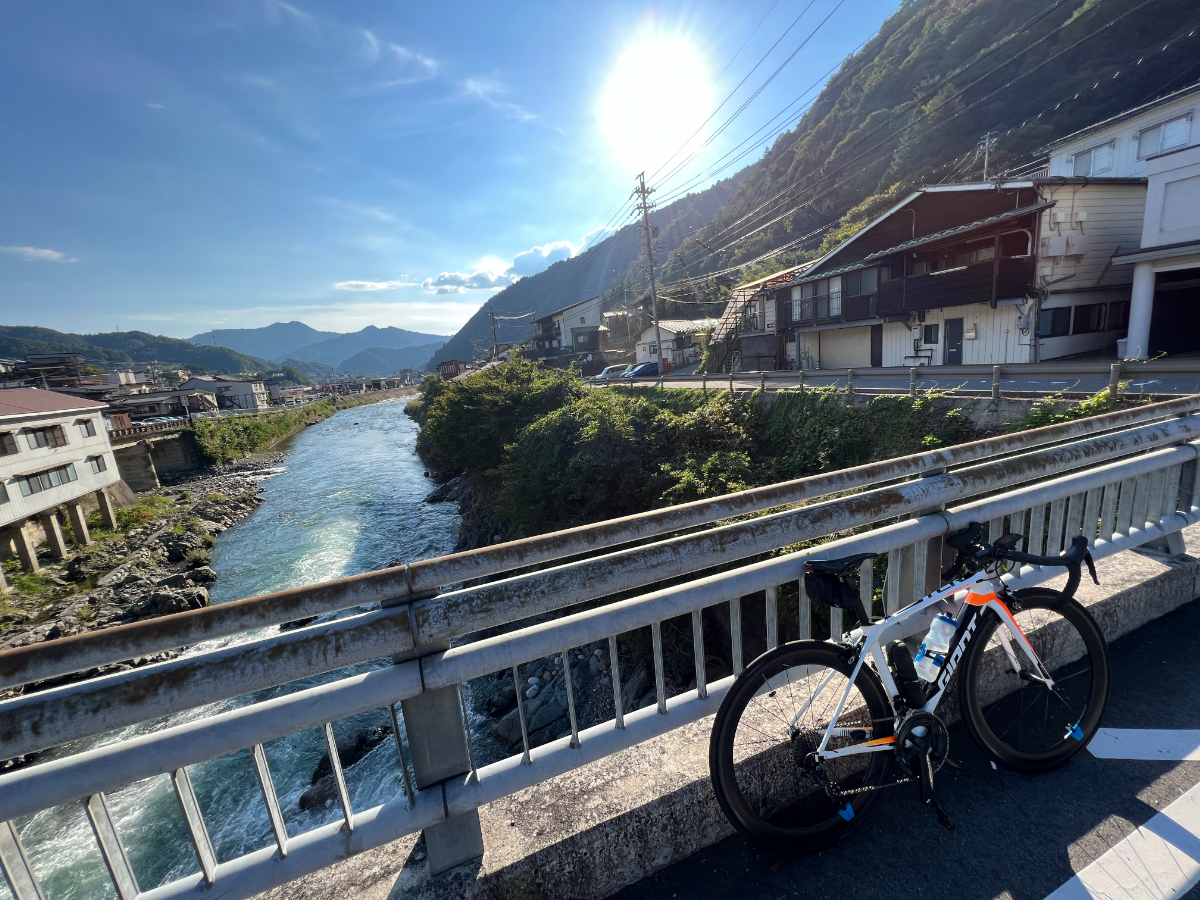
[1084,552,1099,585]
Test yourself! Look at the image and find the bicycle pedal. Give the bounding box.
[927,798,955,831]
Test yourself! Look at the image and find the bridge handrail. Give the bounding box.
[3,412,1200,759]
[2,437,1198,900]
[3,395,1197,694]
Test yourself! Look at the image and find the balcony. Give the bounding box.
[877,257,1036,313]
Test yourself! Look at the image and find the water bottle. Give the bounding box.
[914,613,958,682]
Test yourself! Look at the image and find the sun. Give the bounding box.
[598,36,714,177]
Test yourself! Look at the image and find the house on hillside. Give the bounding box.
[526,297,605,364]
[1043,85,1200,358]
[436,359,470,379]
[180,376,269,410]
[635,320,718,369]
[0,389,122,579]
[707,265,813,372]
[715,173,1148,369]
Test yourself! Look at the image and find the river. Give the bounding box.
[12,397,462,900]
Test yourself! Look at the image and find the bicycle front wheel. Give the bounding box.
[957,588,1109,773]
[709,641,893,854]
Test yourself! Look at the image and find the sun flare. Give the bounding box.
[598,36,714,176]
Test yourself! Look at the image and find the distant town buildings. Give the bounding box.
[179,376,270,411]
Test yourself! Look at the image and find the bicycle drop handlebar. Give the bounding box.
[944,523,1100,599]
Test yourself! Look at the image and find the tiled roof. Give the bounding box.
[0,388,107,419]
[655,318,719,334]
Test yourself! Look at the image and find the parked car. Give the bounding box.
[624,363,659,379]
[592,364,632,382]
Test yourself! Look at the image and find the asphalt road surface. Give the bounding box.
[614,596,1200,900]
[629,373,1200,396]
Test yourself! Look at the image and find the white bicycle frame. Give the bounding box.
[786,566,1055,761]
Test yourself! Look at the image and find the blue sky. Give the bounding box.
[0,0,897,338]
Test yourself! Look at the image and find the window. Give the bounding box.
[25,425,67,450]
[15,463,78,497]
[1071,141,1114,176]
[89,455,108,474]
[579,316,586,325]
[1038,307,1071,337]
[0,481,7,504]
[1137,115,1191,159]
[1108,300,1130,330]
[648,343,658,356]
[0,432,16,456]
[923,324,940,345]
[1072,303,1106,334]
[77,418,97,438]
[842,267,879,298]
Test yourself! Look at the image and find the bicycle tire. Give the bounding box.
[957,588,1109,773]
[709,641,893,854]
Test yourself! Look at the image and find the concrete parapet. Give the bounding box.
[256,526,1200,900]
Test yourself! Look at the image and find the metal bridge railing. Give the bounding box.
[3,398,1200,900]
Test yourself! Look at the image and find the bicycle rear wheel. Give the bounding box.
[709,641,893,854]
[957,588,1109,773]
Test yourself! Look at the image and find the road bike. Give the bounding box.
[708,523,1110,852]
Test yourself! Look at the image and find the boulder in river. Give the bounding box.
[299,725,393,812]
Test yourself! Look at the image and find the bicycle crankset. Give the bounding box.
[895,712,955,830]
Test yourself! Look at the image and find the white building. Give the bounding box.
[1045,86,1200,358]
[180,376,270,410]
[635,320,719,368]
[1,389,122,582]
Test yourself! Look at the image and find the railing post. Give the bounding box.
[702,374,707,393]
[390,588,484,875]
[728,373,734,393]
[1109,362,1122,399]
[991,366,1001,400]
[846,368,854,397]
[909,367,917,397]
[760,372,766,393]
[797,369,804,392]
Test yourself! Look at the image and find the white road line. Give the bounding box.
[1045,779,1200,899]
[1090,729,1200,761]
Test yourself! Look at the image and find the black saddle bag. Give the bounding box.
[803,568,862,611]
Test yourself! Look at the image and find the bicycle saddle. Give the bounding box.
[804,552,877,576]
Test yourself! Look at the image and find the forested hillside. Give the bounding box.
[0,326,271,374]
[433,0,1199,366]
[659,0,1200,285]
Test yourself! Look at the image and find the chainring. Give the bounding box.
[894,711,950,775]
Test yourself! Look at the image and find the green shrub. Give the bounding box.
[419,358,583,475]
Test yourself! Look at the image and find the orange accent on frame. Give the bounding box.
[864,736,897,746]
[965,590,1000,606]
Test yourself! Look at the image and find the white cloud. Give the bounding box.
[421,226,619,294]
[0,246,78,263]
[333,279,419,291]
[463,78,537,123]
[147,102,164,109]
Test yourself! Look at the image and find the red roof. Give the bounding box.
[0,388,107,419]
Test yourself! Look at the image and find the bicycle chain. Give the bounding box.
[829,775,916,798]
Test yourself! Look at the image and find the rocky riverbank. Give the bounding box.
[0,454,284,705]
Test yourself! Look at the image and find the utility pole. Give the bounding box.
[489,303,498,361]
[211,329,219,347]
[633,173,664,375]
[979,131,999,180]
